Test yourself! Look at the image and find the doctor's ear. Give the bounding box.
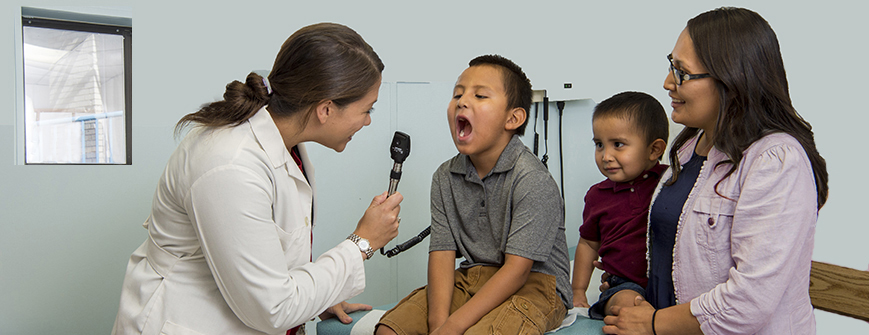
[315,100,335,124]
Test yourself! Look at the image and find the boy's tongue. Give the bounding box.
[458,118,472,139]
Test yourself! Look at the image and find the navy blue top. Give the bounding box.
[646,152,706,309]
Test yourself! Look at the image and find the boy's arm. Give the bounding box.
[427,250,457,331]
[435,254,533,334]
[571,238,601,307]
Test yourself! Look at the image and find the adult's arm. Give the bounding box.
[604,300,700,335]
[689,142,817,334]
[187,166,378,332]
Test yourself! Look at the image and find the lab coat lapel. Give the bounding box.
[295,143,316,225]
[249,106,312,187]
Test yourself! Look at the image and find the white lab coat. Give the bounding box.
[113,107,366,335]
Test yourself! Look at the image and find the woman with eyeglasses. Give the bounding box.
[602,7,828,335]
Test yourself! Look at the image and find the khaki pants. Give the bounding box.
[377,265,567,335]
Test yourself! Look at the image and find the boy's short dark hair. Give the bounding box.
[469,54,532,136]
[593,91,669,151]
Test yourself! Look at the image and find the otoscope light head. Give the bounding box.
[390,131,411,163]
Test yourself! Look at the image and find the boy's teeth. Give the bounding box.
[460,129,465,137]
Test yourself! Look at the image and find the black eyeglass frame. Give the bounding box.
[668,54,711,85]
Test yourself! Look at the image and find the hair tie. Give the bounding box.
[262,76,273,96]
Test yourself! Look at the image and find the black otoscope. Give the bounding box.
[380,131,431,258]
[387,132,410,197]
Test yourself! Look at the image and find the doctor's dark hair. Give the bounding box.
[468,54,532,136]
[593,91,669,159]
[666,7,828,208]
[175,22,384,134]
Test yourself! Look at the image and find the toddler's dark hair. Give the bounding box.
[593,91,669,158]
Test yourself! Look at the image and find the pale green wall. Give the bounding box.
[1,1,866,333]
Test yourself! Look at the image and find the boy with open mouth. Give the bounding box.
[376,54,573,335]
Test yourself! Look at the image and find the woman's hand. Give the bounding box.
[318,301,372,324]
[354,191,403,252]
[602,296,655,335]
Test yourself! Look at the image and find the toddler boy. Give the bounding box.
[571,91,668,319]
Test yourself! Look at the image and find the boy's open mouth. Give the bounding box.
[457,116,472,139]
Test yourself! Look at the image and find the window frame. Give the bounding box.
[19,7,132,165]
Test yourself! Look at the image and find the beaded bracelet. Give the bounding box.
[651,309,659,335]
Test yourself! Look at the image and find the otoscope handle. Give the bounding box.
[388,162,402,196]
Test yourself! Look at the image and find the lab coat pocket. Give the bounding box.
[127,242,169,333]
[160,320,206,335]
[691,195,736,252]
[274,222,312,267]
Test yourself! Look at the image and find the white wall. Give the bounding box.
[1,1,866,333]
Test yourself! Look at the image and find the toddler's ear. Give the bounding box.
[648,138,667,161]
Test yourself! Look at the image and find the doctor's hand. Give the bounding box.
[319,301,372,324]
[354,191,403,252]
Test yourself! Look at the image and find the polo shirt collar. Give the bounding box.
[491,135,525,173]
[449,135,524,177]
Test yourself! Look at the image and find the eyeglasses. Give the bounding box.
[668,54,711,85]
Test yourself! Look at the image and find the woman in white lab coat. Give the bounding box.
[112,22,402,335]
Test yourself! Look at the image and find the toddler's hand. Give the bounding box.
[593,260,612,292]
[573,294,590,308]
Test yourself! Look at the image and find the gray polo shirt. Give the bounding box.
[429,135,573,309]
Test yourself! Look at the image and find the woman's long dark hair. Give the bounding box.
[667,7,829,208]
[175,22,384,135]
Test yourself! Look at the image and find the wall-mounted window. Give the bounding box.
[22,7,132,164]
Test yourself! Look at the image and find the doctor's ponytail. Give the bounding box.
[175,22,383,136]
[174,73,271,135]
